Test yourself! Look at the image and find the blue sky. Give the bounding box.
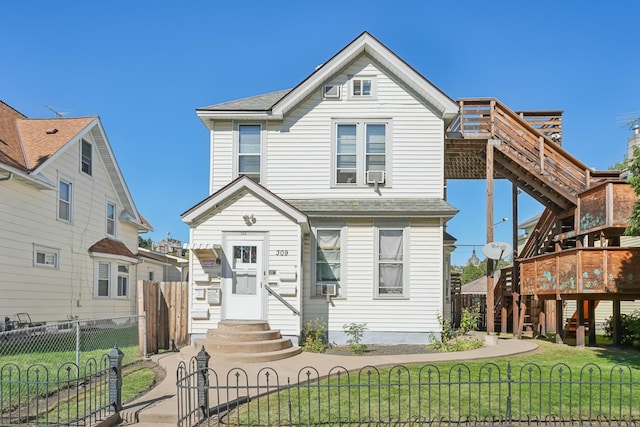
[2,1,639,265]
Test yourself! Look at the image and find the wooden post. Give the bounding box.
[576,298,585,347]
[512,292,520,337]
[588,300,596,346]
[486,143,495,335]
[539,309,547,336]
[512,183,520,336]
[555,299,564,344]
[613,299,622,346]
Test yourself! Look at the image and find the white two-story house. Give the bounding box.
[0,100,151,324]
[181,32,459,345]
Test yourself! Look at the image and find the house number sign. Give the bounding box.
[276,250,289,256]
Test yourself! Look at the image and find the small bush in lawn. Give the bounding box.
[300,318,327,353]
[343,322,368,355]
[604,310,640,346]
[430,305,482,352]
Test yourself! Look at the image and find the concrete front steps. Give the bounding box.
[180,320,301,363]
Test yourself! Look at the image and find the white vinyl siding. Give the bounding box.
[303,220,444,343]
[189,192,302,338]
[209,58,444,198]
[58,178,72,222]
[0,129,139,321]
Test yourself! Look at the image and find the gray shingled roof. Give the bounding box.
[197,89,292,111]
[287,198,458,218]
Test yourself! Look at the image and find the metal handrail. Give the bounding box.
[265,284,300,316]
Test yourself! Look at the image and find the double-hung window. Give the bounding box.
[58,179,72,222]
[97,262,110,297]
[238,124,261,182]
[314,229,342,297]
[81,139,92,176]
[335,121,388,185]
[376,228,405,297]
[106,202,116,236]
[117,265,129,297]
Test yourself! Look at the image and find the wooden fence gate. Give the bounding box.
[138,280,189,354]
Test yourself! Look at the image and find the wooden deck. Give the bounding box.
[520,247,640,299]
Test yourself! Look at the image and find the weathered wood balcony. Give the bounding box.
[520,247,640,299]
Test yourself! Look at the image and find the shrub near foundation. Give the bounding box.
[430,305,483,352]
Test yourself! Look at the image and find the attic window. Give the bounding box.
[46,128,59,134]
[350,76,376,98]
[81,139,92,176]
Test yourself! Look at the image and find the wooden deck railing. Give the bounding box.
[519,208,558,259]
[520,247,640,297]
[457,99,591,199]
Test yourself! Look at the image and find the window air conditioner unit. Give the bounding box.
[323,85,341,99]
[366,170,385,185]
[320,284,338,296]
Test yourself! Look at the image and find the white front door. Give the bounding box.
[223,237,264,320]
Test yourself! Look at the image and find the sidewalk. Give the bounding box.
[119,337,538,426]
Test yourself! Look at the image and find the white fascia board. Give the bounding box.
[271,40,365,118]
[182,177,309,232]
[89,252,139,264]
[364,45,458,119]
[196,110,283,122]
[91,119,143,225]
[0,164,55,190]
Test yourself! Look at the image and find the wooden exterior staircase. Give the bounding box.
[446,98,626,340]
[180,320,301,363]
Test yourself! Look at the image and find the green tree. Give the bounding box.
[460,257,510,285]
[625,146,640,236]
[138,236,153,249]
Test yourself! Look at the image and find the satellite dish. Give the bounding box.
[482,241,512,260]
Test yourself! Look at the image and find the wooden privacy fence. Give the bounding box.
[138,280,189,354]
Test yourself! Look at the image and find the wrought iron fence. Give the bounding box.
[177,348,640,426]
[0,315,143,368]
[0,347,123,426]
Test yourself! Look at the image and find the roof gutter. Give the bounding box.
[0,172,13,182]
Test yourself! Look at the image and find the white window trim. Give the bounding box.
[81,139,93,176]
[323,84,342,100]
[57,176,73,223]
[234,122,265,183]
[106,200,117,237]
[374,223,409,299]
[33,244,60,269]
[332,120,391,187]
[311,224,346,298]
[96,261,111,298]
[117,264,129,297]
[349,75,377,99]
[94,261,133,299]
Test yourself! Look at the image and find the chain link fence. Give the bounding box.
[0,315,144,369]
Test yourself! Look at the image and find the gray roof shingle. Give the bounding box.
[287,198,458,218]
[197,89,292,112]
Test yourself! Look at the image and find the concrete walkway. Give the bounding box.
[119,337,538,426]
